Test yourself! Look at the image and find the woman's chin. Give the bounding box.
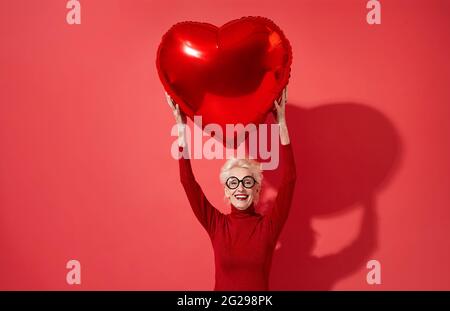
[232,201,252,210]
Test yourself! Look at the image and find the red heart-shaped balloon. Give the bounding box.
[156,16,292,146]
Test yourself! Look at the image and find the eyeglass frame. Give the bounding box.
[225,175,258,189]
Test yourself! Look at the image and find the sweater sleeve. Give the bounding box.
[266,142,297,238]
[178,146,221,237]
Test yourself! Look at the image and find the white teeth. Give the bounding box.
[235,194,248,201]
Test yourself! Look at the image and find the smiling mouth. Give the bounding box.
[235,194,249,201]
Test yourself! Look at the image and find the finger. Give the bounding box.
[273,99,280,109]
[165,93,174,109]
[171,96,178,107]
[165,92,174,103]
[167,99,174,110]
[170,99,176,110]
[282,87,287,102]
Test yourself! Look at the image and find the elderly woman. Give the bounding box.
[166,86,296,291]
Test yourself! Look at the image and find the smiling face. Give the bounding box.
[224,167,260,210]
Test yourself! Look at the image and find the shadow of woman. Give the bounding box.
[260,103,403,290]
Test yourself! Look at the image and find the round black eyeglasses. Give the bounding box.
[225,176,257,189]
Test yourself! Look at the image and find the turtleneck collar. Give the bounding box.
[230,202,258,218]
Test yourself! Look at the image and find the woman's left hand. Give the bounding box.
[273,85,288,125]
[273,85,290,145]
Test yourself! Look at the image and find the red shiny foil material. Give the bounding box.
[156,16,292,144]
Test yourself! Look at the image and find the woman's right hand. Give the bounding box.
[165,92,187,148]
[165,92,187,126]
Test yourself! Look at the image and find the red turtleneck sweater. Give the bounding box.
[178,143,296,290]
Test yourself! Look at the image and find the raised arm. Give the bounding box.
[266,86,297,237]
[166,92,221,237]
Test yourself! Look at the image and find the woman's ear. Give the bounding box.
[224,186,230,198]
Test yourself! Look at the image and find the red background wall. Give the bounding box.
[1,0,449,290]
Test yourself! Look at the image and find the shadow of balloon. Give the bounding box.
[258,103,403,290]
